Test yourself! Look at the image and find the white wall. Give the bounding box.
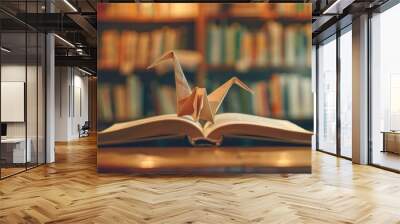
[1,65,26,139]
[55,67,89,141]
[72,73,89,138]
[55,67,69,141]
[1,65,36,138]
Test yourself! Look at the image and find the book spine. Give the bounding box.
[127,75,143,119]
[119,31,137,75]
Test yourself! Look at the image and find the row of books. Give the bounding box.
[98,75,143,122]
[98,3,310,21]
[98,73,313,123]
[98,3,199,20]
[209,74,313,119]
[273,4,311,16]
[206,22,312,69]
[98,77,180,122]
[99,27,190,74]
[229,3,311,17]
[250,74,313,119]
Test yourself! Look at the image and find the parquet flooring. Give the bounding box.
[1,135,400,224]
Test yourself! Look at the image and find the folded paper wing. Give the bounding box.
[147,51,192,114]
[207,77,254,116]
[148,50,254,123]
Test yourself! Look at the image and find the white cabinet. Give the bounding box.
[1,138,32,163]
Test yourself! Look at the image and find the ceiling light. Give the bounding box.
[63,0,78,12]
[1,47,11,53]
[78,67,93,76]
[54,34,75,48]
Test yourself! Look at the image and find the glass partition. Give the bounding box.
[0,1,46,179]
[38,32,45,165]
[317,36,337,154]
[27,30,38,169]
[1,30,28,177]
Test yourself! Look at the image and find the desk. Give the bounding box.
[382,131,400,154]
[1,138,31,164]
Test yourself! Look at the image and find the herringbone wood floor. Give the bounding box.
[1,135,400,224]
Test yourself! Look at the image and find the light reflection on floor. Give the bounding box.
[372,151,400,171]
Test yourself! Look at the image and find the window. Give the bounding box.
[339,28,352,158]
[317,36,337,154]
[371,3,400,171]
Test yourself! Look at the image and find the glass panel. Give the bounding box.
[312,45,317,150]
[1,30,27,177]
[371,4,400,171]
[0,1,46,178]
[318,37,337,154]
[27,30,38,169]
[339,29,352,158]
[38,32,45,165]
[26,1,39,169]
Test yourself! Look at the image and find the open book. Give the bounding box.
[99,51,311,146]
[98,113,312,146]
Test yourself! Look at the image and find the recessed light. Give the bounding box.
[54,34,75,48]
[1,47,11,53]
[78,67,93,76]
[322,0,354,15]
[63,0,78,12]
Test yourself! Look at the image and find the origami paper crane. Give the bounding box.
[147,51,254,123]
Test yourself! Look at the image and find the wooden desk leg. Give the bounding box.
[382,133,386,153]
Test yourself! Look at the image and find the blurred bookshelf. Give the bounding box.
[97,3,313,131]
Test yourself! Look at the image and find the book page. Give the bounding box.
[102,114,202,133]
[203,113,312,143]
[99,114,204,145]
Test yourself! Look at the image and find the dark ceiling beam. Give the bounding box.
[312,15,336,33]
[55,55,96,70]
[55,47,97,57]
[67,13,97,38]
[86,0,97,12]
[312,14,352,44]
[0,18,27,31]
[14,13,82,32]
[0,8,37,31]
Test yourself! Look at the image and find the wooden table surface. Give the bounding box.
[98,146,311,174]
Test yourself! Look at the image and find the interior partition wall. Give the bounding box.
[316,24,353,159]
[0,1,46,179]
